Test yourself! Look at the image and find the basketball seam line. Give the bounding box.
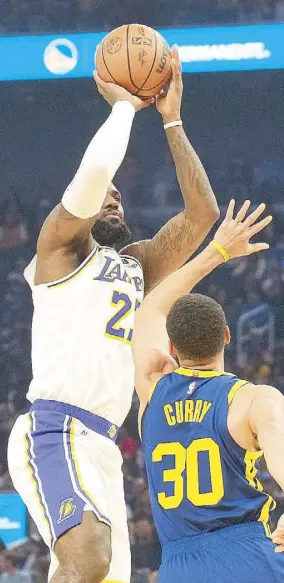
[141,69,171,92]
[133,29,158,95]
[126,24,141,91]
[101,41,119,85]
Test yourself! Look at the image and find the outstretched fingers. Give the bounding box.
[248,214,273,237]
[244,202,267,227]
[235,199,251,222]
[225,199,235,221]
[249,242,270,254]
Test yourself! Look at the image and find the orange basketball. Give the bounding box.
[96,24,172,99]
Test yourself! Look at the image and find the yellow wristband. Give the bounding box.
[210,240,230,262]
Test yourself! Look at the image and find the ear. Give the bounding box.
[169,339,177,357]
[225,325,231,346]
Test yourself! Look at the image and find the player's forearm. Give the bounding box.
[62,101,135,219]
[142,243,223,316]
[165,125,219,223]
[258,421,284,491]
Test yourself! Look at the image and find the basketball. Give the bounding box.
[96,24,172,99]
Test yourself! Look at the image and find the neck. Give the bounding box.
[179,355,224,372]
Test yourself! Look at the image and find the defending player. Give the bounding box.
[132,200,284,582]
[7,48,219,583]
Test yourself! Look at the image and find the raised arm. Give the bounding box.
[132,200,272,407]
[35,77,151,285]
[124,46,219,293]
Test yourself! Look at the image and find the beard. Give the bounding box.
[91,218,132,249]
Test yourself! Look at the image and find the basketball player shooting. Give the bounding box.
[132,200,284,582]
[8,46,219,583]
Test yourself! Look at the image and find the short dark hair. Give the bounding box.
[166,293,226,360]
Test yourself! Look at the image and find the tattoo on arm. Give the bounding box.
[150,215,193,261]
[142,129,218,287]
[166,126,217,209]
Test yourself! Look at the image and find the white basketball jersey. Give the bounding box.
[24,244,144,426]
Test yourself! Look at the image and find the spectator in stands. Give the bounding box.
[1,0,283,33]
[238,0,261,21]
[128,478,148,513]
[0,197,27,252]
[131,514,161,574]
[0,551,32,583]
[22,536,49,583]
[216,0,239,23]
[261,0,277,19]
[0,462,11,491]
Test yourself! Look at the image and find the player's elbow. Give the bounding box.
[205,202,220,226]
[184,202,220,228]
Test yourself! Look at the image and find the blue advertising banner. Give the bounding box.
[0,23,283,81]
[0,493,27,546]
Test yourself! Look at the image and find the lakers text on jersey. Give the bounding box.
[142,369,284,583]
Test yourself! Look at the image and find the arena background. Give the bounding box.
[1,2,284,582]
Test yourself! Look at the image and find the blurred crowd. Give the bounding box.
[1,0,284,33]
[0,68,284,582]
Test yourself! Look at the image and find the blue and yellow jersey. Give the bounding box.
[142,368,275,547]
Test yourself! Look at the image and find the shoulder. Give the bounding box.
[234,382,284,408]
[120,240,149,271]
[248,383,284,418]
[229,381,283,426]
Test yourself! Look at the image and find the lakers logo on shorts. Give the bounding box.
[57,498,76,524]
[108,424,117,439]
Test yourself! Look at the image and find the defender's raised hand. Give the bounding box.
[213,200,272,260]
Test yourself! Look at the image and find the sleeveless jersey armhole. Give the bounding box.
[47,244,98,289]
[228,379,250,405]
[139,375,164,441]
[222,378,263,457]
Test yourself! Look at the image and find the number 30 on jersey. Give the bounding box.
[152,438,224,509]
[105,291,141,344]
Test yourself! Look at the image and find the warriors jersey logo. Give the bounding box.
[57,498,76,524]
